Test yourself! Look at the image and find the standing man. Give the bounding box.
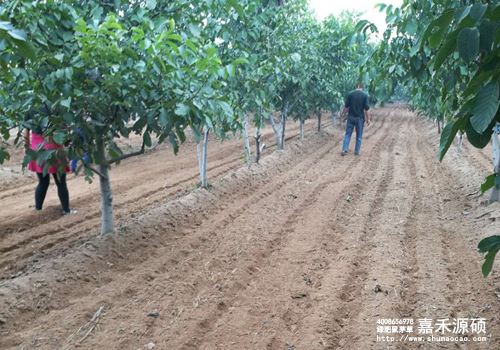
[341,83,371,156]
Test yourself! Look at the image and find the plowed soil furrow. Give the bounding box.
[0,112,389,349]
[0,117,345,346]
[0,119,331,277]
[412,121,500,349]
[167,113,396,350]
[2,105,500,350]
[458,139,492,175]
[164,113,397,349]
[319,115,411,349]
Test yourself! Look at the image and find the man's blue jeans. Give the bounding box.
[342,116,364,155]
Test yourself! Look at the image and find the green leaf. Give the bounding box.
[0,149,10,165]
[189,24,201,37]
[61,97,71,109]
[455,6,471,24]
[479,235,500,253]
[53,130,65,145]
[232,58,249,65]
[404,18,418,36]
[0,21,13,31]
[478,235,500,277]
[429,27,445,49]
[14,39,36,60]
[491,5,500,21]
[175,103,190,116]
[146,0,157,10]
[466,117,494,148]
[355,19,369,32]
[219,101,233,118]
[167,34,182,42]
[457,27,480,63]
[143,131,152,147]
[228,0,245,20]
[436,9,455,29]
[434,29,459,71]
[481,173,497,193]
[409,39,421,57]
[206,46,216,57]
[439,117,466,161]
[123,47,139,60]
[291,53,301,62]
[159,108,168,127]
[349,33,358,47]
[463,71,493,101]
[8,29,26,41]
[192,127,201,144]
[471,82,500,133]
[470,3,487,22]
[479,19,497,52]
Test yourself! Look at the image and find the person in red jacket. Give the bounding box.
[24,108,76,215]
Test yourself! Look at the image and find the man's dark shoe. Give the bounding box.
[341,151,347,156]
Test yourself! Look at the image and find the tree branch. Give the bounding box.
[86,164,108,180]
[107,141,145,165]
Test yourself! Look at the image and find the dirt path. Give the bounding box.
[1,105,500,350]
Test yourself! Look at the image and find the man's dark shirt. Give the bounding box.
[345,90,370,118]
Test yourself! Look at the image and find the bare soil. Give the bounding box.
[1,105,500,350]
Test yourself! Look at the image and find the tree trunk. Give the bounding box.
[317,111,322,132]
[269,102,288,150]
[490,123,500,204]
[254,127,265,164]
[280,113,286,149]
[97,137,114,235]
[243,120,252,166]
[255,127,261,164]
[201,127,209,188]
[196,138,202,177]
[300,119,304,140]
[268,115,281,149]
[457,132,463,155]
[332,111,336,125]
[437,119,441,134]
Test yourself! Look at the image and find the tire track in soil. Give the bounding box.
[162,112,396,350]
[0,118,354,345]
[0,120,332,276]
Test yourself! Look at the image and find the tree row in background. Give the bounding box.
[0,0,370,235]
